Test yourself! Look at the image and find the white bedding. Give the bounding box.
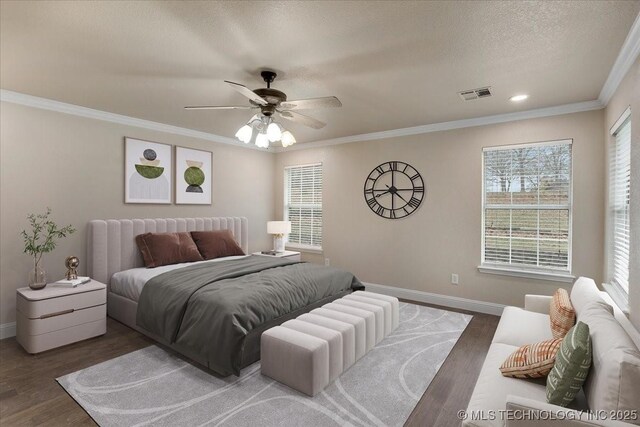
[110,255,249,302]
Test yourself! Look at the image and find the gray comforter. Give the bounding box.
[136,255,363,376]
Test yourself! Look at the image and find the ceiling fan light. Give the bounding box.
[255,132,269,149]
[235,125,253,143]
[267,122,282,142]
[281,131,296,147]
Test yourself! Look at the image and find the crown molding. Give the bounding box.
[0,91,604,154]
[275,99,604,152]
[0,90,269,152]
[599,11,640,105]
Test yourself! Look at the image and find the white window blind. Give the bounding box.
[482,140,572,272]
[285,163,322,249]
[609,115,631,293]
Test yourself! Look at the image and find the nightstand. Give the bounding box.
[16,280,107,353]
[252,250,301,262]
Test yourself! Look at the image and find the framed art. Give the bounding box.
[175,146,212,205]
[124,137,172,204]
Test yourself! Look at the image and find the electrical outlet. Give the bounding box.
[325,258,330,266]
[451,274,459,285]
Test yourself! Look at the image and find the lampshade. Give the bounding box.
[266,122,282,142]
[234,114,295,149]
[235,125,253,144]
[267,221,291,235]
[281,131,296,147]
[255,132,269,148]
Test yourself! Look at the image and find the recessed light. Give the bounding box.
[510,94,528,102]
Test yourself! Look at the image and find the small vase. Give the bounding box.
[28,265,47,290]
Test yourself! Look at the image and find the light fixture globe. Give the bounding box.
[266,122,282,142]
[255,132,270,149]
[235,125,253,143]
[281,131,296,147]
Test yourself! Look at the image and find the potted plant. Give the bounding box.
[22,208,75,290]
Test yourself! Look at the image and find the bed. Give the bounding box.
[87,217,363,376]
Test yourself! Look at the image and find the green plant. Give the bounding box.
[21,208,75,269]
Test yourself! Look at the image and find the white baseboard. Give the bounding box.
[0,322,16,340]
[362,282,505,316]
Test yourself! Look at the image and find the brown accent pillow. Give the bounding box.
[550,288,576,339]
[135,232,203,268]
[500,338,562,378]
[190,230,245,260]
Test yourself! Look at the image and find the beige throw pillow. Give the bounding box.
[500,339,562,378]
[550,288,576,339]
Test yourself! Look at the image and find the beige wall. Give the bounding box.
[605,57,640,330]
[275,110,606,308]
[0,102,275,325]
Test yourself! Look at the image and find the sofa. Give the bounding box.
[464,277,640,427]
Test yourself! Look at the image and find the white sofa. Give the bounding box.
[464,277,640,427]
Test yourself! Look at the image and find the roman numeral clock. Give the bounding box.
[364,161,425,219]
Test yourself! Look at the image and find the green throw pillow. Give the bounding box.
[546,321,592,407]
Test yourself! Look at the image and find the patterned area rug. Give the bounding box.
[58,303,471,426]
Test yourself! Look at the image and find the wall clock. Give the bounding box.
[363,161,425,219]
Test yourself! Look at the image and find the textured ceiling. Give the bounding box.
[1,1,638,144]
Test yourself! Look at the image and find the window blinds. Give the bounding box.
[610,116,631,293]
[483,140,572,271]
[285,163,323,248]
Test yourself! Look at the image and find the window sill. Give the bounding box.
[285,244,323,255]
[477,265,575,283]
[602,282,630,315]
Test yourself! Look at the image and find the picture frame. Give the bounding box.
[175,146,213,205]
[124,137,173,204]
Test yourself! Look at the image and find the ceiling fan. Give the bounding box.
[185,71,342,148]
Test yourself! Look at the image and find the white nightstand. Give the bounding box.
[16,280,107,353]
[252,250,301,262]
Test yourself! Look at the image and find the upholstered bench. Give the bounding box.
[261,292,399,396]
[310,308,367,361]
[261,326,330,396]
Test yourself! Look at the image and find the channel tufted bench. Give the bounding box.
[261,291,399,396]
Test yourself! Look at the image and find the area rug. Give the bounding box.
[58,303,471,426]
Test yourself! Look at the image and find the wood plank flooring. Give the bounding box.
[0,300,499,426]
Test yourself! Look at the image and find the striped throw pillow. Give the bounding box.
[546,321,592,407]
[550,288,575,339]
[500,339,562,378]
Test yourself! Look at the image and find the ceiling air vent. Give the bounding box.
[458,86,492,101]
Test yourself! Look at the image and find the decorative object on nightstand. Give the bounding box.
[16,280,106,353]
[21,208,76,290]
[253,250,301,262]
[267,221,291,253]
[65,255,80,280]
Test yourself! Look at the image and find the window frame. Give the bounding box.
[284,162,323,252]
[605,106,631,308]
[479,139,574,282]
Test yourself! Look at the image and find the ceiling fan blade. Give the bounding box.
[184,105,256,110]
[278,110,326,129]
[279,96,342,110]
[224,80,268,106]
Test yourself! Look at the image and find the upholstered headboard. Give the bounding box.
[87,217,248,286]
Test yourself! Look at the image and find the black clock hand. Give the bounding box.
[375,190,390,198]
[396,192,409,204]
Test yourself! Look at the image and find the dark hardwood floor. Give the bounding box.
[0,300,499,427]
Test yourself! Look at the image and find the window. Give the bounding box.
[284,163,322,250]
[481,140,572,277]
[609,109,631,295]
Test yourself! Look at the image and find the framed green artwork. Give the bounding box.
[175,146,212,205]
[125,137,172,204]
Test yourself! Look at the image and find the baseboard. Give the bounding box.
[362,282,505,316]
[0,322,16,340]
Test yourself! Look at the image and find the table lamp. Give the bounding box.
[267,221,291,253]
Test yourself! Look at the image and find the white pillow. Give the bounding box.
[570,277,611,315]
[579,301,640,419]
